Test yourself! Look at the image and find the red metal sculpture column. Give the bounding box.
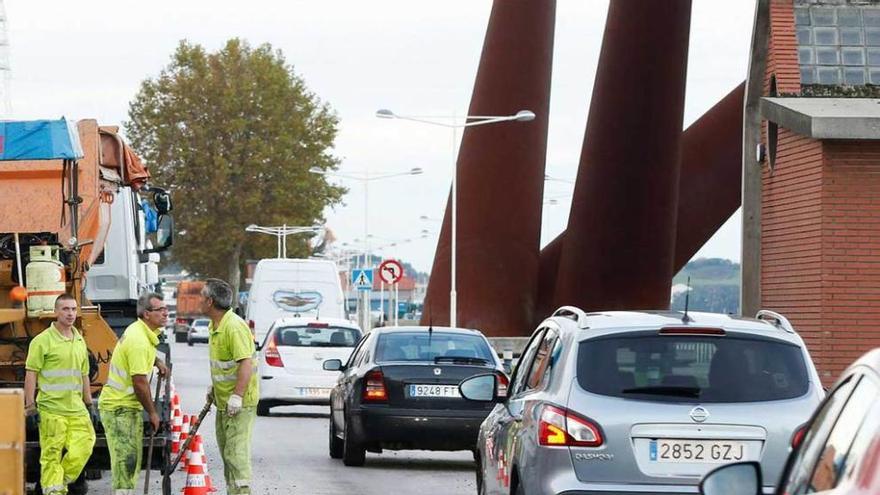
[420,0,556,336]
[538,82,745,324]
[553,0,692,311]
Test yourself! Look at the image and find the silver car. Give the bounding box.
[460,308,824,495]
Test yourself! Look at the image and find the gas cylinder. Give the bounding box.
[25,245,66,317]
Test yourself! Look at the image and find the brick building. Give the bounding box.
[758,0,880,383]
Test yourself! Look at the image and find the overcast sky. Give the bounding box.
[5,1,755,272]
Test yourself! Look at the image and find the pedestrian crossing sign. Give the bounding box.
[351,269,373,291]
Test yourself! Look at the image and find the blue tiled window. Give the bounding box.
[796,5,880,86]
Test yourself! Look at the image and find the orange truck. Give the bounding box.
[172,280,205,342]
[0,119,175,493]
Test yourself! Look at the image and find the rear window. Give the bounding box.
[577,334,810,403]
[273,325,361,347]
[375,332,495,364]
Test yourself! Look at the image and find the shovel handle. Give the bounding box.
[143,374,164,494]
[167,395,213,472]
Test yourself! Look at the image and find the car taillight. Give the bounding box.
[791,424,808,449]
[496,373,509,398]
[538,404,603,447]
[363,369,387,402]
[248,319,255,330]
[264,338,284,368]
[176,318,186,324]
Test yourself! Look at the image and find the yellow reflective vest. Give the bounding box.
[99,319,158,411]
[24,323,90,417]
[209,310,259,410]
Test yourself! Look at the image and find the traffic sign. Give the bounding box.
[378,259,404,284]
[351,269,373,291]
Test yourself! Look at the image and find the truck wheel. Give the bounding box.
[257,401,271,417]
[342,416,366,467]
[328,416,343,459]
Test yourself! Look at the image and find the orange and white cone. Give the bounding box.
[171,407,183,455]
[195,434,217,493]
[182,435,209,495]
[178,414,191,471]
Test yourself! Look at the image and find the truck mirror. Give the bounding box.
[144,215,174,254]
[154,191,172,215]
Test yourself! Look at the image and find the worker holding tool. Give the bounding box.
[201,279,259,495]
[99,292,169,495]
[24,294,96,495]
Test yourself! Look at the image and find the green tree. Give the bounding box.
[126,39,344,294]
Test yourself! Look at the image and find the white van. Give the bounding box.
[246,258,346,343]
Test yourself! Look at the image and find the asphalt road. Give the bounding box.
[90,337,477,494]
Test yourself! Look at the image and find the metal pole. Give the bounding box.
[276,232,281,258]
[394,282,399,326]
[282,223,287,258]
[450,118,458,328]
[379,279,384,326]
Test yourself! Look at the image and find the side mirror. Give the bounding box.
[144,215,174,254]
[323,359,343,372]
[459,374,503,403]
[699,461,762,495]
[154,190,172,215]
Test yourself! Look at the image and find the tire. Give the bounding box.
[256,400,271,417]
[513,476,525,495]
[187,339,193,347]
[341,416,366,466]
[475,454,485,495]
[328,415,343,459]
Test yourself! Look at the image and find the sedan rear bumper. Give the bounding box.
[350,406,488,451]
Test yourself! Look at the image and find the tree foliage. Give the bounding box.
[126,39,344,291]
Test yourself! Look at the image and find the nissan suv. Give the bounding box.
[460,308,824,495]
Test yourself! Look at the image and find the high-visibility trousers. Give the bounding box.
[38,411,96,495]
[216,407,256,495]
[101,407,144,494]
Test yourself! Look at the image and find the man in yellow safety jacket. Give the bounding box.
[98,292,169,495]
[24,293,96,495]
[201,278,259,494]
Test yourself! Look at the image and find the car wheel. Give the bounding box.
[187,339,193,347]
[328,415,344,459]
[475,453,485,495]
[341,415,366,467]
[513,477,525,495]
[256,400,270,417]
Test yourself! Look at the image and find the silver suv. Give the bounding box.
[460,308,824,495]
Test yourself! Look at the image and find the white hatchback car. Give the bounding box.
[257,317,362,416]
[187,318,210,346]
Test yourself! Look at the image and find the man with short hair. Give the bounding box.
[99,292,169,495]
[201,278,258,494]
[24,294,96,495]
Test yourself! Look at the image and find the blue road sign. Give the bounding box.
[351,269,373,291]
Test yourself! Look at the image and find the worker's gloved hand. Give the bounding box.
[227,394,243,416]
[86,402,100,425]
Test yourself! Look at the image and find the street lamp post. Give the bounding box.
[309,166,423,332]
[376,108,535,328]
[244,224,324,258]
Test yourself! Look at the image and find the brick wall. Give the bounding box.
[761,131,827,377]
[766,0,801,95]
[820,141,880,380]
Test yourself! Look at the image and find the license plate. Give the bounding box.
[296,387,331,398]
[409,384,461,398]
[649,439,748,463]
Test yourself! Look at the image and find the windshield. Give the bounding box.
[577,334,809,403]
[375,332,495,364]
[273,325,361,347]
[192,320,210,327]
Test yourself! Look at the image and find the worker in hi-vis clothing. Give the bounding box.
[99,292,169,495]
[201,279,259,494]
[24,294,96,495]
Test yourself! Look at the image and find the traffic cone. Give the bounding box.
[178,414,190,471]
[182,435,209,495]
[196,434,217,493]
[171,407,183,455]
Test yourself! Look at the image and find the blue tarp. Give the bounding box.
[0,118,84,161]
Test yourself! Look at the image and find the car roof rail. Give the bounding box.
[551,306,590,329]
[755,310,796,334]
